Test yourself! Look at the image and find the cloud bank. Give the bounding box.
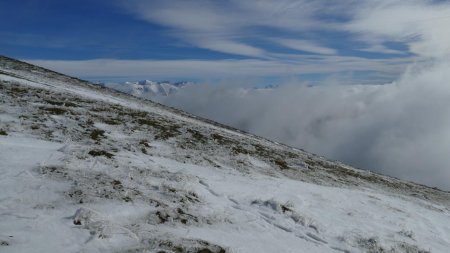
[155,59,450,190]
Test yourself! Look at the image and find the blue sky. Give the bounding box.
[1,0,448,83]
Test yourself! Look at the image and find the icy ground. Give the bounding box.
[1,56,450,252]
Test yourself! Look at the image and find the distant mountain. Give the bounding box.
[103,80,280,100]
[103,80,193,98]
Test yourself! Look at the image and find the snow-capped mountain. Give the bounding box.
[1,55,450,253]
[103,81,278,100]
[103,80,192,98]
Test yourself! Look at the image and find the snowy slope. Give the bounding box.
[1,55,450,253]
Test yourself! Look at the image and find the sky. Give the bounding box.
[1,0,441,83]
[2,0,450,189]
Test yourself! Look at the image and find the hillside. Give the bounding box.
[1,55,449,252]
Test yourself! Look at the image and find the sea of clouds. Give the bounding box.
[156,59,450,190]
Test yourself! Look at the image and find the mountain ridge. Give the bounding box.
[102,79,193,98]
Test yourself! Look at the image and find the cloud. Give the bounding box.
[121,0,346,58]
[357,44,405,55]
[273,38,337,55]
[154,59,450,190]
[25,56,410,81]
[195,40,267,58]
[345,0,450,58]
[121,0,450,60]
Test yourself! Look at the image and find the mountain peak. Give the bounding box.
[103,79,193,98]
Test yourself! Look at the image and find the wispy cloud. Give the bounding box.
[273,38,337,55]
[122,0,342,58]
[114,0,450,79]
[357,44,405,55]
[21,0,449,82]
[195,39,267,58]
[121,0,450,60]
[345,0,450,58]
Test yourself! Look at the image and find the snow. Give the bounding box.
[0,136,78,252]
[1,57,450,252]
[142,156,450,252]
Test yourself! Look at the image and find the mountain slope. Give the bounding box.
[1,55,449,253]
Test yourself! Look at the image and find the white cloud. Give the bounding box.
[122,0,450,60]
[273,38,337,55]
[345,1,450,58]
[195,39,267,58]
[154,59,450,190]
[121,0,343,58]
[358,44,405,55]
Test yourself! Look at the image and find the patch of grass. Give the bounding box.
[157,239,226,253]
[111,180,123,190]
[154,125,181,140]
[63,101,77,107]
[184,191,200,203]
[211,133,234,145]
[44,99,78,107]
[88,149,114,158]
[356,237,385,253]
[136,118,162,127]
[118,109,148,118]
[43,99,63,106]
[231,145,250,155]
[102,118,121,125]
[304,159,318,168]
[197,249,226,253]
[156,211,170,224]
[9,86,27,95]
[137,118,181,140]
[39,166,69,179]
[253,144,273,158]
[187,129,208,144]
[273,158,289,170]
[305,158,409,189]
[89,129,105,141]
[39,106,68,115]
[139,139,150,147]
[90,106,107,112]
[0,130,7,136]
